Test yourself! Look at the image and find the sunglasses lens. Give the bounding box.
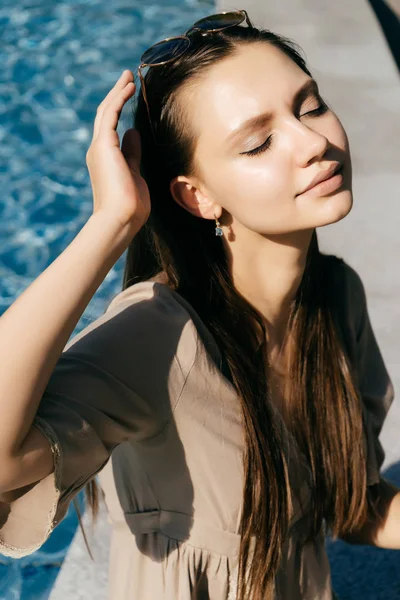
[192,11,244,31]
[141,37,190,65]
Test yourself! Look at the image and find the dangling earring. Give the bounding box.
[214,212,223,237]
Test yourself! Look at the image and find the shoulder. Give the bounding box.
[105,280,190,322]
[323,255,368,343]
[64,281,199,378]
[336,258,368,330]
[321,254,365,297]
[340,260,366,304]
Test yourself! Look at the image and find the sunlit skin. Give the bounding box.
[170,42,400,550]
[170,42,352,362]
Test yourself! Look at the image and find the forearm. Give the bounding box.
[373,486,400,548]
[340,478,400,549]
[0,213,132,457]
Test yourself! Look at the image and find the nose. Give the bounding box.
[293,121,330,168]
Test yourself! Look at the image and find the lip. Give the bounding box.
[298,163,343,196]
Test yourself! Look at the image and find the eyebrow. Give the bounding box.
[226,79,320,146]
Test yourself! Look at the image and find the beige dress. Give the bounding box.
[0,258,394,600]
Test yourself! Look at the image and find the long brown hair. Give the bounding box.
[85,24,373,599]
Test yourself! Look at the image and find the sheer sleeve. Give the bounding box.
[343,262,395,486]
[0,282,195,557]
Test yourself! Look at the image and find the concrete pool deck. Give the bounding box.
[50,2,400,598]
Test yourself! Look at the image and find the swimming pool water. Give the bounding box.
[0,1,213,598]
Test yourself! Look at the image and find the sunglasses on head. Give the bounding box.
[136,9,254,141]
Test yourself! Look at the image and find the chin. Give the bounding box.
[314,189,353,227]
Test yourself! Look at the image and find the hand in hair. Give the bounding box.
[85,69,151,240]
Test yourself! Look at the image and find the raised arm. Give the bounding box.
[0,214,134,492]
[0,70,149,494]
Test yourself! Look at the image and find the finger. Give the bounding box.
[94,81,136,141]
[97,70,133,114]
[93,71,134,139]
[121,128,142,174]
[93,71,133,139]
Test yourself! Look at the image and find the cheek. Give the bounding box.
[215,158,295,232]
[220,156,293,210]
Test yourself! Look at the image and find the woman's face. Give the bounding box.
[184,42,352,235]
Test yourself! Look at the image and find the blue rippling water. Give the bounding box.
[0,0,212,598]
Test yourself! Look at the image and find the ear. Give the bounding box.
[169,175,222,221]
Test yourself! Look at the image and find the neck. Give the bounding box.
[224,226,314,356]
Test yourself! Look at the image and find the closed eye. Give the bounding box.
[241,134,274,157]
[301,100,329,118]
[242,99,329,158]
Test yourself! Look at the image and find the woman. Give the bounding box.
[0,9,398,600]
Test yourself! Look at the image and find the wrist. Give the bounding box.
[86,212,139,250]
